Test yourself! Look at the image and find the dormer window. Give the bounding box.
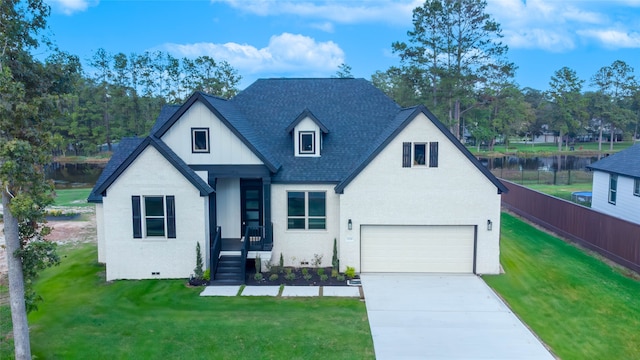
[192,128,210,153]
[299,131,316,154]
[287,109,329,158]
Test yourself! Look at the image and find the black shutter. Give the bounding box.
[132,196,142,238]
[166,196,176,238]
[402,142,411,168]
[429,142,439,168]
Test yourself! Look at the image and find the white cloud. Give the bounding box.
[212,0,421,25]
[578,29,640,48]
[310,22,335,33]
[486,0,640,51]
[46,0,96,15]
[162,33,345,75]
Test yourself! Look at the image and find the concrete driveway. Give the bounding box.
[360,273,555,360]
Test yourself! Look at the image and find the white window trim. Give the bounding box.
[286,191,327,230]
[144,196,166,237]
[608,174,618,205]
[413,142,427,166]
[191,128,210,153]
[298,131,316,155]
[634,178,640,197]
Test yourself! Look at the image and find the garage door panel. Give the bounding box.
[361,225,474,273]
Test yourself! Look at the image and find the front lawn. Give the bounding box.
[484,213,640,359]
[13,244,374,359]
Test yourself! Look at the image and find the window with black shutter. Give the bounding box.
[132,196,142,238]
[429,142,439,168]
[402,142,411,168]
[166,196,176,238]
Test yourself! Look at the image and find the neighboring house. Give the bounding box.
[587,144,640,225]
[88,78,508,282]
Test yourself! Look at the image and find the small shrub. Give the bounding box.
[345,266,356,279]
[336,274,345,281]
[311,253,323,267]
[331,269,338,278]
[194,243,204,279]
[269,274,279,281]
[316,268,325,276]
[301,268,309,276]
[279,253,284,269]
[303,273,313,281]
[320,274,329,282]
[254,273,264,281]
[203,269,211,281]
[332,238,339,269]
[284,272,296,281]
[284,267,292,275]
[255,254,262,273]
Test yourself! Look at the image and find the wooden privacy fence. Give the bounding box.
[501,180,640,273]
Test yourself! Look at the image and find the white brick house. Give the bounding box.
[89,78,508,282]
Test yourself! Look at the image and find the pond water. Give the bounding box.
[43,155,599,189]
[478,155,600,171]
[45,162,106,188]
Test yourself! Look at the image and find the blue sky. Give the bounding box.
[45,0,640,92]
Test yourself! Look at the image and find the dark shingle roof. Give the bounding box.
[92,78,506,196]
[88,136,214,203]
[230,78,401,182]
[587,144,640,178]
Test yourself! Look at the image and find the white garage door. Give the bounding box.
[361,225,475,273]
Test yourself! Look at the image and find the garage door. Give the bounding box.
[361,225,475,273]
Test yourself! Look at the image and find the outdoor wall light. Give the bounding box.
[487,220,493,231]
[348,219,352,230]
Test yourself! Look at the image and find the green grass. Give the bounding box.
[524,183,591,201]
[484,213,640,359]
[52,188,93,207]
[7,243,373,359]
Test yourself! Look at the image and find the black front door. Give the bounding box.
[240,179,262,237]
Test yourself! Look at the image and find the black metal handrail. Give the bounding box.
[241,226,251,284]
[210,226,222,280]
[246,226,265,251]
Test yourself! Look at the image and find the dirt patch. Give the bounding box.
[0,208,97,277]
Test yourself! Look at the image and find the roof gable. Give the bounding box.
[285,108,329,134]
[587,143,640,178]
[88,136,214,203]
[152,92,280,172]
[334,105,508,194]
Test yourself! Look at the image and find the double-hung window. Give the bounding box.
[132,195,176,238]
[287,191,326,230]
[402,142,439,168]
[608,174,618,205]
[191,128,210,153]
[299,131,315,154]
[634,178,640,197]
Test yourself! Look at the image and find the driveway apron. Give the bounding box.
[360,273,554,360]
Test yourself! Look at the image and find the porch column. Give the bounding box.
[262,177,273,248]
[208,175,217,271]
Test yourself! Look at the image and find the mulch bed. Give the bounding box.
[245,266,350,286]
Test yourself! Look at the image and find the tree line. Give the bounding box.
[372,0,640,152]
[52,49,241,156]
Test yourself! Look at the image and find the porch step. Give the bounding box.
[211,255,243,285]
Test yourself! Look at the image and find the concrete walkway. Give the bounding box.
[200,285,361,297]
[361,273,555,360]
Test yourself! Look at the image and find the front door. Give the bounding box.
[240,179,262,237]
